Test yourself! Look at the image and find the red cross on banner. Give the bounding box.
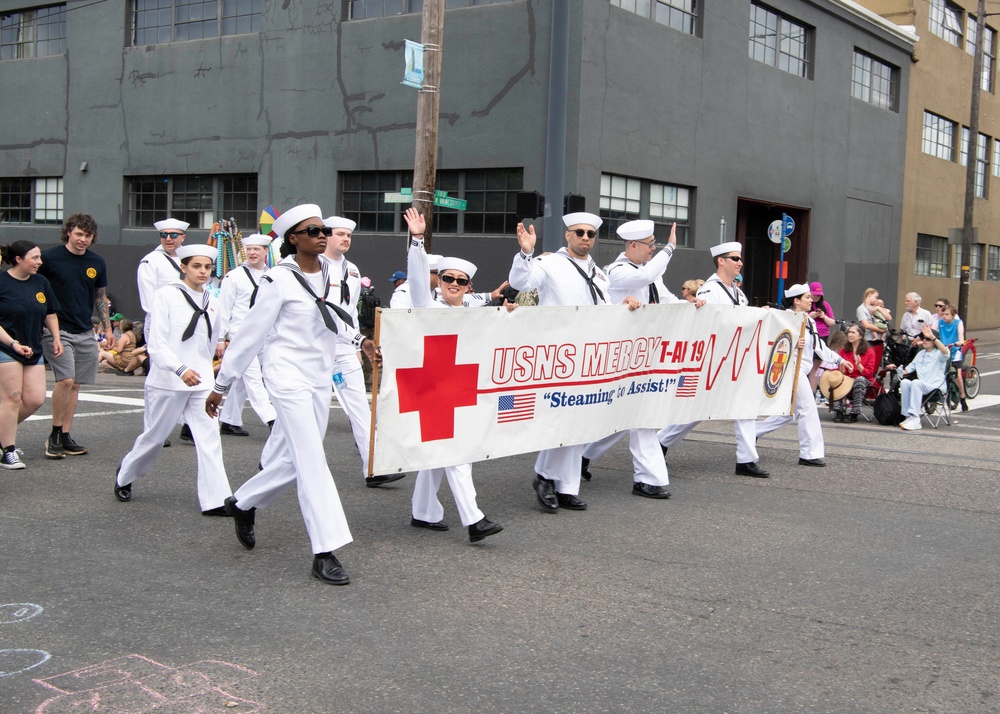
[396,334,480,442]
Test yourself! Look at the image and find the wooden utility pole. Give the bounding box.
[960,0,987,329]
[411,0,444,251]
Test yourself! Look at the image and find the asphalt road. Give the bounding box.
[2,352,999,713]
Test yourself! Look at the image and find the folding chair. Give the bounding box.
[921,386,951,428]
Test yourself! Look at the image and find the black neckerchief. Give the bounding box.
[241,264,259,289]
[563,255,605,305]
[175,286,212,344]
[277,262,355,332]
[163,252,182,277]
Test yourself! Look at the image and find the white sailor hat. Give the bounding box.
[784,283,810,299]
[562,212,603,229]
[154,218,190,232]
[710,241,743,258]
[243,233,272,247]
[428,254,444,271]
[272,204,322,239]
[176,244,218,262]
[323,216,357,231]
[617,219,655,242]
[437,257,478,280]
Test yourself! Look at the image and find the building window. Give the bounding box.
[0,177,63,224]
[975,133,990,198]
[993,140,1000,176]
[340,168,524,234]
[915,234,949,277]
[851,50,898,111]
[348,0,515,20]
[929,0,963,47]
[749,3,812,79]
[966,17,997,92]
[1,4,66,60]
[131,0,261,45]
[922,111,956,161]
[952,243,984,280]
[126,174,258,230]
[599,173,692,246]
[959,126,970,166]
[987,245,1000,281]
[610,0,698,35]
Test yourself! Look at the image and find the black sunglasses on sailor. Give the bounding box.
[439,274,470,286]
[289,225,334,238]
[569,229,597,238]
[724,255,743,263]
[159,231,185,239]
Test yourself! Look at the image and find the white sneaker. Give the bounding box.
[900,416,922,431]
[0,448,25,469]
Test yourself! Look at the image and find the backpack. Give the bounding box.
[873,393,903,426]
[357,287,380,329]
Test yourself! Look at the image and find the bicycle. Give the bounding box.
[945,338,981,409]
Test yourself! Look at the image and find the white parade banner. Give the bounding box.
[371,303,803,475]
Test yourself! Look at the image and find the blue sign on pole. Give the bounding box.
[783,214,795,237]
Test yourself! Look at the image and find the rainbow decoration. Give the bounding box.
[260,205,281,267]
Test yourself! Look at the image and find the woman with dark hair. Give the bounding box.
[0,241,62,469]
[207,204,380,586]
[833,324,877,423]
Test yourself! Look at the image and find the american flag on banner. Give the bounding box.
[497,394,535,423]
[676,374,698,398]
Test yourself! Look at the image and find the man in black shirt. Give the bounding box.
[39,213,111,459]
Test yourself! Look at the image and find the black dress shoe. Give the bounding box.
[311,552,350,585]
[220,422,250,437]
[632,482,672,499]
[114,466,131,502]
[225,496,256,549]
[179,424,194,443]
[660,443,669,457]
[581,457,593,482]
[556,492,587,510]
[798,457,827,467]
[410,517,449,531]
[468,517,503,542]
[366,473,407,488]
[534,474,558,512]
[735,462,770,478]
[201,506,231,517]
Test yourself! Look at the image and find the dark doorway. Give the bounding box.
[736,199,810,307]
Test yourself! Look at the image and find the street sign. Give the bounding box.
[384,192,410,203]
[767,220,783,244]
[782,236,791,253]
[382,187,467,210]
[782,214,795,237]
[435,196,467,210]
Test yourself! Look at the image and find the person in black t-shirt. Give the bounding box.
[0,241,62,470]
[38,213,111,460]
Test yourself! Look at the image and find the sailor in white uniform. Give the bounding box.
[400,207,504,543]
[207,205,380,586]
[114,244,233,514]
[755,284,847,466]
[580,220,678,498]
[216,233,277,436]
[322,215,405,488]
[509,211,636,512]
[655,241,771,477]
[389,253,442,308]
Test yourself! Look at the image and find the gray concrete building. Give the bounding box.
[0,0,913,319]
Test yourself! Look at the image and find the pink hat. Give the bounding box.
[360,276,371,288]
[809,281,824,295]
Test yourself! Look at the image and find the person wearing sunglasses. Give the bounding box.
[509,211,613,512]
[322,215,405,489]
[580,219,680,499]
[929,297,949,329]
[137,218,192,447]
[399,207,504,544]
[207,204,379,586]
[656,241,772,478]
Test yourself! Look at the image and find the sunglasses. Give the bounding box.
[159,232,185,239]
[724,255,743,263]
[570,229,597,238]
[439,274,470,286]
[290,225,334,238]
[934,303,945,308]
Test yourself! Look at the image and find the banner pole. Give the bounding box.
[366,308,381,477]
[789,315,808,419]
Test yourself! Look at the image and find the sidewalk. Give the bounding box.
[969,326,1000,349]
